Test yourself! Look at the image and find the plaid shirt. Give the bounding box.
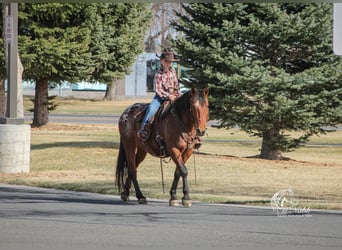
[154,67,180,100]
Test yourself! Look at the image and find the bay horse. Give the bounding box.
[115,87,209,207]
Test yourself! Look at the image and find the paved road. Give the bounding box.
[25,113,342,131]
[0,184,341,250]
[24,113,121,125]
[24,113,220,127]
[24,113,342,147]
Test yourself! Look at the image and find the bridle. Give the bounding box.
[172,93,208,149]
[189,94,208,137]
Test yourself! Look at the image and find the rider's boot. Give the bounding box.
[137,122,152,141]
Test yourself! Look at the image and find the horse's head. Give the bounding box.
[190,87,209,136]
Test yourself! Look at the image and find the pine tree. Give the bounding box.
[86,3,151,100]
[19,3,93,126]
[173,3,342,160]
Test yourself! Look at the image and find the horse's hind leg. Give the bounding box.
[126,147,147,204]
[121,177,131,202]
[121,149,145,201]
[134,148,147,204]
[130,169,147,204]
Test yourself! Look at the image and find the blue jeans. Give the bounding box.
[142,95,164,127]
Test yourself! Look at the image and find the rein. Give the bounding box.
[170,107,198,149]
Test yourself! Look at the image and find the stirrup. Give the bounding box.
[138,123,152,141]
[138,129,149,141]
[155,134,166,157]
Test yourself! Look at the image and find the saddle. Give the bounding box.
[134,101,173,157]
[134,100,201,155]
[135,101,173,126]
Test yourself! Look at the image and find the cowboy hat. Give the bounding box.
[158,48,179,62]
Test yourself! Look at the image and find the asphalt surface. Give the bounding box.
[24,113,224,127]
[24,113,342,133]
[0,184,341,250]
[24,113,342,147]
[24,113,121,125]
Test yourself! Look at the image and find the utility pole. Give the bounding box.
[0,3,30,174]
[0,3,23,124]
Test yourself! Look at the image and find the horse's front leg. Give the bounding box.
[169,163,191,207]
[169,148,192,207]
[179,163,192,208]
[169,168,181,206]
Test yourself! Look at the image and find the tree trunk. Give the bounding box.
[32,78,49,127]
[0,79,5,117]
[104,79,119,101]
[260,128,283,160]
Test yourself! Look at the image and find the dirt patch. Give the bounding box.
[194,151,340,168]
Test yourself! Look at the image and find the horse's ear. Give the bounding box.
[191,87,197,96]
[203,87,209,96]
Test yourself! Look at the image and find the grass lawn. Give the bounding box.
[1,97,341,210]
[23,95,151,114]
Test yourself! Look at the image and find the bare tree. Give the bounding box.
[146,3,182,52]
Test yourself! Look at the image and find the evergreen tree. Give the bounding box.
[86,3,151,100]
[173,3,342,160]
[19,3,93,126]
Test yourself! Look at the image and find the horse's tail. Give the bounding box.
[115,139,127,192]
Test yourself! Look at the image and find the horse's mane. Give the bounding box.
[172,88,207,113]
[172,90,191,113]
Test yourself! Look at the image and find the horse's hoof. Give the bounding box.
[169,199,179,207]
[182,199,192,208]
[138,198,148,204]
[121,193,129,202]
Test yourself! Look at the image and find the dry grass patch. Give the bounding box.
[24,96,151,115]
[0,124,341,210]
